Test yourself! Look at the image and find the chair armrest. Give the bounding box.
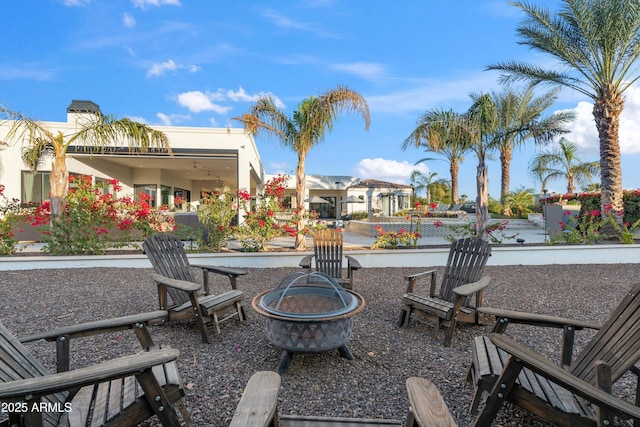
[452,276,491,297]
[191,264,248,277]
[478,307,601,331]
[406,377,456,427]
[230,371,281,427]
[403,269,436,281]
[19,311,169,343]
[0,348,179,400]
[345,255,361,270]
[299,254,314,269]
[403,269,437,294]
[150,273,201,292]
[489,333,640,420]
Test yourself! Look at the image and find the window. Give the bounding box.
[21,171,50,204]
[398,194,411,210]
[161,185,171,207]
[134,184,157,207]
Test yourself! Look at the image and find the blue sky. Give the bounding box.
[2,0,640,199]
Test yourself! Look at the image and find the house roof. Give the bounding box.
[349,179,411,189]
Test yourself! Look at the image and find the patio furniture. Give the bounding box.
[230,371,456,427]
[143,234,248,343]
[0,317,190,427]
[398,237,492,346]
[468,281,640,426]
[299,228,361,290]
[252,272,366,373]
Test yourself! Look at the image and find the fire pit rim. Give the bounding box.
[251,288,366,323]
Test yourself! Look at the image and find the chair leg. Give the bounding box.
[189,295,212,344]
[237,302,246,321]
[398,307,408,328]
[432,318,440,339]
[176,398,193,426]
[399,306,410,327]
[213,311,221,334]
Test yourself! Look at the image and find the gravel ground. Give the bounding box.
[1,264,638,426]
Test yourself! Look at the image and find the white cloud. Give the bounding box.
[329,62,386,82]
[62,0,91,6]
[155,112,191,126]
[268,161,291,175]
[560,84,640,155]
[122,12,136,28]
[126,116,148,124]
[177,91,231,114]
[366,71,500,114]
[132,0,180,9]
[226,86,285,109]
[146,59,200,78]
[354,158,429,184]
[259,9,343,39]
[156,113,171,126]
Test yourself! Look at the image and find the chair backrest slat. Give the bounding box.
[0,321,67,426]
[143,234,193,306]
[570,282,640,384]
[439,237,491,303]
[313,229,344,279]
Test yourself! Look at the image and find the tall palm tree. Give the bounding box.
[488,0,640,228]
[235,85,370,250]
[490,85,574,215]
[467,93,499,239]
[529,138,600,194]
[0,105,171,219]
[409,170,438,204]
[402,109,472,203]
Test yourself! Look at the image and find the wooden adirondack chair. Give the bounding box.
[143,234,248,344]
[230,371,456,427]
[468,281,640,426]
[398,237,492,346]
[0,315,190,427]
[299,229,361,290]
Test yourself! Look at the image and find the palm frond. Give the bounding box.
[69,115,172,154]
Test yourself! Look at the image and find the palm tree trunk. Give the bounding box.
[500,147,513,216]
[593,88,624,236]
[295,154,307,250]
[476,159,489,240]
[49,154,68,221]
[450,159,459,204]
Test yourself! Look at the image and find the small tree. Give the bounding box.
[505,186,536,217]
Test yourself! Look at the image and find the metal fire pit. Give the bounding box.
[252,271,365,373]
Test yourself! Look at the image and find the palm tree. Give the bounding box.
[505,186,536,217]
[402,109,472,203]
[0,105,171,219]
[235,85,370,250]
[529,138,600,195]
[467,93,499,239]
[409,170,438,204]
[488,0,640,228]
[490,85,574,215]
[529,159,552,200]
[429,178,452,204]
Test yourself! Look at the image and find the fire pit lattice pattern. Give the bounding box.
[252,272,365,356]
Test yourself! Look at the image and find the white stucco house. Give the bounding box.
[270,175,414,219]
[0,100,413,222]
[0,100,264,220]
